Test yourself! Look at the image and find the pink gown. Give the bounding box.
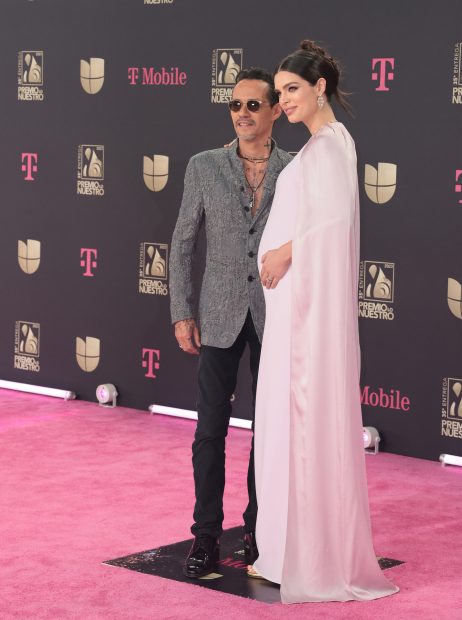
[254,122,399,603]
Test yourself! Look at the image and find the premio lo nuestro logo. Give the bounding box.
[452,43,462,104]
[76,336,100,372]
[14,321,40,372]
[18,239,41,274]
[211,48,243,103]
[139,242,169,296]
[77,145,105,196]
[442,378,462,438]
[143,155,169,192]
[80,58,105,94]
[364,163,397,204]
[448,278,462,319]
[18,51,44,101]
[359,261,395,320]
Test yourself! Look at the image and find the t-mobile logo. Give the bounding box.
[80,248,98,276]
[371,58,395,91]
[21,153,38,180]
[142,348,160,379]
[455,170,462,203]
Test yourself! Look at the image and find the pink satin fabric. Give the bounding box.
[254,122,398,603]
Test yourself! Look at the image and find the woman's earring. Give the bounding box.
[317,95,325,109]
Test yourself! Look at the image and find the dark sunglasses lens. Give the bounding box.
[247,100,261,112]
[229,100,242,112]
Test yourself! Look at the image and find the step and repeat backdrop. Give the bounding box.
[0,0,461,460]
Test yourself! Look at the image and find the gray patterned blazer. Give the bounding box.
[169,141,292,348]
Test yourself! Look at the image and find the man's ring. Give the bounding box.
[267,276,274,283]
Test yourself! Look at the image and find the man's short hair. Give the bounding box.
[235,67,279,106]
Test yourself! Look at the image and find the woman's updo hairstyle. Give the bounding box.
[277,40,351,114]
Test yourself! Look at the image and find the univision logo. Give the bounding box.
[364,163,397,204]
[143,155,169,192]
[76,336,100,372]
[448,278,462,319]
[18,239,41,274]
[80,58,104,94]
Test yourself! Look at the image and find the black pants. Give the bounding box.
[191,311,261,538]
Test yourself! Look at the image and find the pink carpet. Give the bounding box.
[1,389,461,619]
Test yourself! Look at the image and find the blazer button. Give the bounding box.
[249,228,255,234]
[244,206,250,212]
[248,275,254,282]
[248,251,254,258]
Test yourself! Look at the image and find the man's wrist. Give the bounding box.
[174,317,196,326]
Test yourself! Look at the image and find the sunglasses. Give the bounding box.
[228,99,269,113]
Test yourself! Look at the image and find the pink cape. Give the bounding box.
[254,122,399,603]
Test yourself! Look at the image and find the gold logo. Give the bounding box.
[77,145,105,195]
[211,48,243,103]
[18,51,44,101]
[14,321,41,371]
[18,239,41,274]
[365,262,394,302]
[449,380,462,419]
[82,146,104,179]
[216,50,242,85]
[19,51,43,85]
[442,378,462,438]
[76,336,100,372]
[364,163,397,204]
[19,322,39,355]
[143,155,169,191]
[452,43,462,104]
[80,58,105,94]
[139,242,169,295]
[448,278,462,319]
[359,261,395,320]
[145,243,167,279]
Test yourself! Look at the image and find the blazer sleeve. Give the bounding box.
[169,156,205,324]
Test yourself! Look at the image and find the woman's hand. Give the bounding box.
[260,241,292,289]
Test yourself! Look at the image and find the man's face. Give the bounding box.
[230,79,281,142]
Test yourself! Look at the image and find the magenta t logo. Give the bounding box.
[371,58,395,91]
[80,248,98,277]
[21,153,38,181]
[142,348,160,379]
[128,67,139,85]
[455,170,462,203]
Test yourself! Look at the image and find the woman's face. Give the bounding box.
[274,70,319,124]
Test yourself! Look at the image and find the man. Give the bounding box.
[169,67,291,578]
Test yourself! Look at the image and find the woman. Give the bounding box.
[250,40,399,603]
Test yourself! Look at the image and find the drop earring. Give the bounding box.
[317,94,325,109]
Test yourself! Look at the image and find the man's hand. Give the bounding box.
[175,318,201,355]
[260,241,292,289]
